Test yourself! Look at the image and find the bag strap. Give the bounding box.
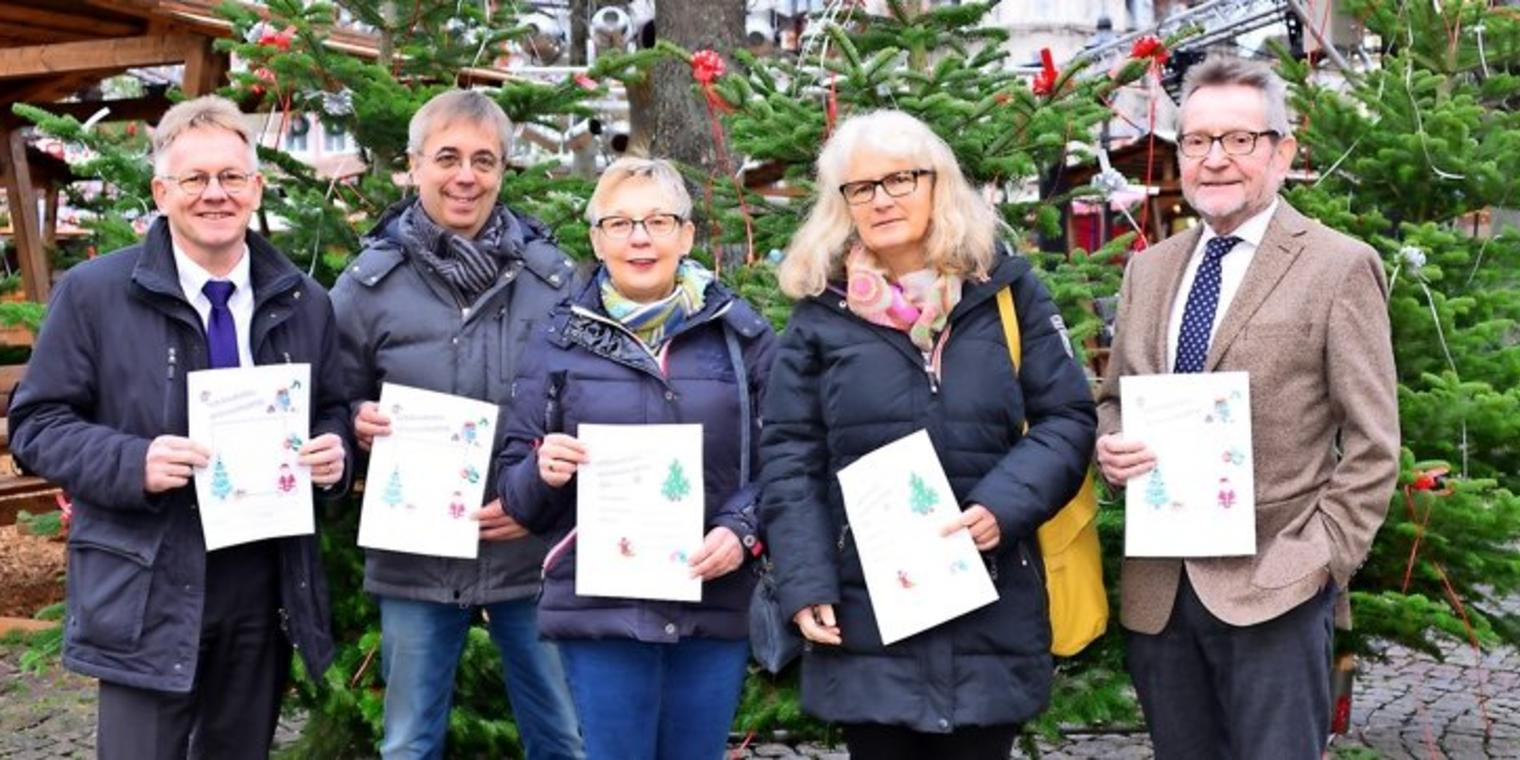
[723,321,752,487]
[994,287,1030,435]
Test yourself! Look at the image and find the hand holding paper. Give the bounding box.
[538,433,588,488]
[941,503,1001,552]
[1095,433,1156,485]
[144,435,211,493]
[688,526,742,580]
[298,433,345,486]
[353,401,391,451]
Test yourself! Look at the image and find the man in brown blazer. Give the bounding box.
[1095,56,1399,759]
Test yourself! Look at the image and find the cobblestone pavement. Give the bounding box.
[4,628,1517,759]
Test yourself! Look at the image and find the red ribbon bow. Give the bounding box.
[1031,48,1058,97]
[690,49,726,85]
[258,27,295,52]
[1130,35,1169,65]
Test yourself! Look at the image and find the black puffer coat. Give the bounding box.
[758,252,1096,732]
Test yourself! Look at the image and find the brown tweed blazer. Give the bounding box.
[1095,199,1400,634]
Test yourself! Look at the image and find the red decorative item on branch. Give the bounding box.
[250,66,277,97]
[258,26,295,52]
[1031,48,1058,96]
[687,47,754,270]
[573,72,600,92]
[690,49,726,85]
[1130,35,1169,65]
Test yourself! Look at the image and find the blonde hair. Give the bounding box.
[152,95,257,174]
[779,110,1002,299]
[586,156,694,222]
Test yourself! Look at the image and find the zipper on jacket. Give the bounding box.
[166,346,178,381]
[281,351,293,363]
[921,352,940,394]
[837,523,850,552]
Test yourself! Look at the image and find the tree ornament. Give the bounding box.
[1130,35,1169,66]
[1032,48,1059,96]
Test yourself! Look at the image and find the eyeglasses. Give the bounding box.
[158,170,254,196]
[422,150,504,174]
[1178,130,1280,158]
[838,169,935,206]
[593,213,685,239]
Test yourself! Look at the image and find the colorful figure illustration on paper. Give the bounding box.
[948,559,969,575]
[276,463,296,494]
[618,537,635,557]
[661,459,691,502]
[1217,476,1237,509]
[448,491,465,519]
[210,456,234,501]
[268,383,299,414]
[284,433,304,451]
[908,472,938,515]
[383,466,404,508]
[1145,464,1170,509]
[452,418,488,446]
[1221,447,1245,466]
[896,570,915,589]
[459,465,480,485]
[668,549,689,564]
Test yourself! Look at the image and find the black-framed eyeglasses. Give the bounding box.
[1178,130,1280,158]
[593,213,685,239]
[838,169,935,205]
[421,149,503,174]
[158,170,254,196]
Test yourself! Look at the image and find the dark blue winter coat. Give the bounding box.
[496,271,776,642]
[7,218,349,693]
[758,253,1096,732]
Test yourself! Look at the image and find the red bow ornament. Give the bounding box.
[1031,48,1059,97]
[1130,35,1169,66]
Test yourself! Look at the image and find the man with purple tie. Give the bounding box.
[8,96,352,760]
[1094,57,1399,759]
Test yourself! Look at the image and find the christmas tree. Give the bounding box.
[908,472,938,515]
[1276,0,1520,659]
[1144,465,1167,510]
[382,466,403,508]
[661,459,691,502]
[210,456,233,501]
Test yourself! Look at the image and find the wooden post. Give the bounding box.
[180,35,226,97]
[41,179,57,246]
[0,128,49,302]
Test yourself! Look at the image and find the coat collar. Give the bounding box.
[131,217,303,309]
[357,197,574,290]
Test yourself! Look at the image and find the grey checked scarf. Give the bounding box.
[398,201,519,307]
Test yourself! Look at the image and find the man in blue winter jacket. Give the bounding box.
[8,95,352,760]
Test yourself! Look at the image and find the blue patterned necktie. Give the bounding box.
[202,280,240,369]
[1173,235,1242,373]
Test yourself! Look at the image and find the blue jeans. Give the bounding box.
[558,637,749,760]
[378,596,583,760]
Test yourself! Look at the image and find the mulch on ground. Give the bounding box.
[0,523,65,618]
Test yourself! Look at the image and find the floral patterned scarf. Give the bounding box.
[598,258,714,348]
[844,243,963,354]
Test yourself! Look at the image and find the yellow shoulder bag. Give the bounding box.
[995,287,1109,657]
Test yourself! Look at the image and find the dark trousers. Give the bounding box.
[841,722,1020,760]
[1126,572,1335,760]
[97,542,288,760]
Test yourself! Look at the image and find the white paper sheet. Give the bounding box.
[187,364,314,551]
[835,429,999,645]
[1121,371,1256,557]
[357,383,499,559]
[575,424,704,602]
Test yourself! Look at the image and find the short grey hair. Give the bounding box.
[1179,56,1293,137]
[585,157,694,223]
[152,95,258,174]
[407,89,513,157]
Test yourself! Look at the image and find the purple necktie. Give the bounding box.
[1173,235,1241,373]
[202,280,240,369]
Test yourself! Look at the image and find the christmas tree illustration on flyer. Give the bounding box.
[187,364,313,551]
[1121,372,1255,557]
[574,424,704,603]
[357,383,499,560]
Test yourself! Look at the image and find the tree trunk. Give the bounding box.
[569,0,590,66]
[640,0,744,171]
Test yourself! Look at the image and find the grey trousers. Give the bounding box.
[1125,572,1335,760]
[96,542,288,760]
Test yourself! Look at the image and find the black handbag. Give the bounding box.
[723,326,802,674]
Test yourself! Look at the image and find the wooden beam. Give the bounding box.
[42,185,58,247]
[180,35,226,97]
[0,6,140,38]
[0,34,203,80]
[0,129,50,303]
[2,93,176,129]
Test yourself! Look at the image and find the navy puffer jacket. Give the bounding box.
[758,252,1096,732]
[497,271,777,642]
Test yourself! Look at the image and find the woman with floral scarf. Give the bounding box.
[495,157,776,760]
[757,110,1097,759]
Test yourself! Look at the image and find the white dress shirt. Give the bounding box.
[1166,198,1279,370]
[174,244,255,368]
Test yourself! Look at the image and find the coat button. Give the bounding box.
[173,663,184,672]
[664,623,676,635]
[293,291,302,300]
[664,391,675,401]
[742,535,756,547]
[937,718,949,729]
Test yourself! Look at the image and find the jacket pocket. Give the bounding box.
[67,538,156,653]
[1249,494,1331,589]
